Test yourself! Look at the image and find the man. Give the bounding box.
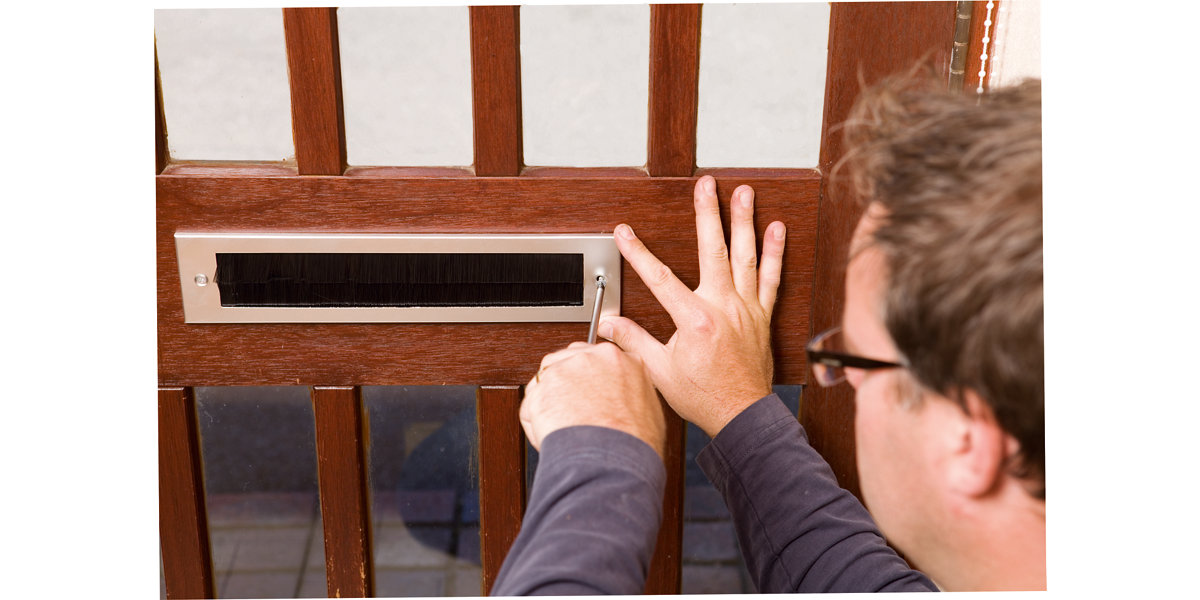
[492,76,1043,593]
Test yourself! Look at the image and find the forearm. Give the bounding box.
[491,426,665,596]
[698,394,937,593]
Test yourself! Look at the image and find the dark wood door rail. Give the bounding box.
[157,4,956,598]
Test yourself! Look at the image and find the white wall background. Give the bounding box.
[990,0,1041,88]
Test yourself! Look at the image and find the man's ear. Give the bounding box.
[945,390,1013,499]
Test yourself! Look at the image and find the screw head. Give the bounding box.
[194,274,208,286]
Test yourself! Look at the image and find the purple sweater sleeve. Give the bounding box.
[490,425,665,596]
[697,394,937,592]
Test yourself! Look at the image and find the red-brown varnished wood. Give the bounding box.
[157,174,819,387]
[155,44,168,174]
[476,386,526,595]
[344,166,476,178]
[521,166,648,178]
[311,386,374,598]
[804,1,958,499]
[644,398,684,595]
[159,387,215,600]
[470,6,523,176]
[696,167,819,179]
[283,8,347,176]
[964,0,1000,93]
[647,4,702,177]
[160,162,299,177]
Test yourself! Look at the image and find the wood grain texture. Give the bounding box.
[155,44,168,174]
[521,166,648,178]
[476,386,526,595]
[470,6,523,176]
[283,8,347,176]
[157,174,819,387]
[805,1,957,498]
[647,4,702,177]
[311,386,374,598]
[964,0,999,93]
[344,166,475,178]
[159,387,215,600]
[160,162,298,177]
[644,402,684,595]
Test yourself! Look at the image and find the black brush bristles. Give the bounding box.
[213,253,585,308]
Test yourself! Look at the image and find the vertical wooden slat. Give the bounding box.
[312,386,374,598]
[470,6,524,176]
[159,387,215,600]
[155,42,168,174]
[283,7,347,176]
[647,4,702,177]
[643,398,684,595]
[645,6,700,592]
[963,0,1000,93]
[476,385,527,595]
[805,2,958,500]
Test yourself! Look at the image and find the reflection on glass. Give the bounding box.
[696,3,829,168]
[154,9,294,162]
[365,386,481,597]
[681,385,802,593]
[338,7,473,167]
[521,4,650,167]
[195,387,326,599]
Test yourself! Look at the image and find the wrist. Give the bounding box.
[699,390,771,438]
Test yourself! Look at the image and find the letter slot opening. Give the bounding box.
[175,233,621,324]
[214,253,585,308]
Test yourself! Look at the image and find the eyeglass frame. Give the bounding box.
[805,326,907,387]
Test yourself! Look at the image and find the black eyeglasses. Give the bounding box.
[805,326,907,387]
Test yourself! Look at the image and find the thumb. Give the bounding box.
[598,315,669,379]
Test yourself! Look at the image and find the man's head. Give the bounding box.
[838,76,1044,589]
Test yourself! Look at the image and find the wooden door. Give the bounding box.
[158,4,959,598]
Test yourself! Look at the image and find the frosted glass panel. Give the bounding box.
[365,386,481,596]
[155,9,293,162]
[195,387,326,598]
[339,7,473,167]
[521,5,649,167]
[696,3,829,168]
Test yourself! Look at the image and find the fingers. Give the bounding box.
[729,185,759,304]
[693,176,733,293]
[614,223,704,327]
[757,221,786,317]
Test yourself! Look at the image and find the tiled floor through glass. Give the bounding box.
[164,385,801,597]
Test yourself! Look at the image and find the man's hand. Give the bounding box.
[598,175,786,437]
[520,341,666,459]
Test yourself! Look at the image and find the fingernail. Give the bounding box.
[598,317,614,340]
[740,188,753,208]
[775,223,786,240]
[617,224,635,239]
[702,176,715,194]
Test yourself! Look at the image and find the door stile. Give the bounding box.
[155,42,168,175]
[805,1,958,499]
[159,386,216,600]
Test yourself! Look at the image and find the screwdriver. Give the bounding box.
[586,275,607,344]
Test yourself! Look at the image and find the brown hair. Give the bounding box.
[841,75,1044,497]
